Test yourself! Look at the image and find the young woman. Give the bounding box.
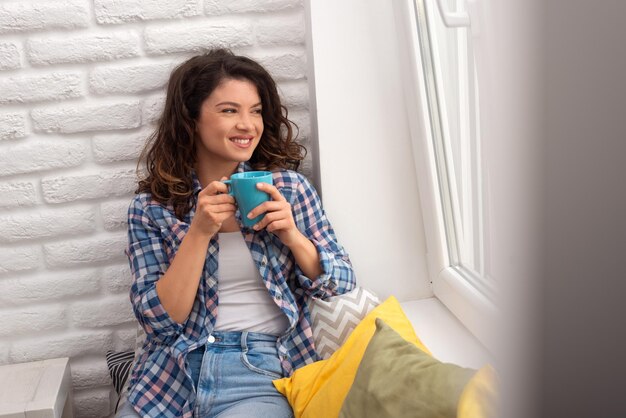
[117,49,356,418]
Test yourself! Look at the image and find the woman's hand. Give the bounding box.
[249,182,323,278]
[247,183,302,247]
[191,179,236,238]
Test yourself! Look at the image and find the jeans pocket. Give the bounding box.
[240,344,283,379]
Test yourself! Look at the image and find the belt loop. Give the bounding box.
[241,331,249,352]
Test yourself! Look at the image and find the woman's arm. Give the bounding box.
[154,180,236,324]
[154,227,211,324]
[248,182,323,280]
[128,181,236,341]
[248,173,356,298]
[280,231,323,280]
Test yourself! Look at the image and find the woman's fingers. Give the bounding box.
[252,207,295,231]
[207,203,237,213]
[202,193,235,205]
[265,219,290,233]
[199,180,230,196]
[253,211,279,230]
[256,182,285,202]
[189,179,235,237]
[247,201,285,220]
[247,185,293,233]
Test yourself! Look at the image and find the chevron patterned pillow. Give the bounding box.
[309,287,381,359]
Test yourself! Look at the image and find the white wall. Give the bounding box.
[306,0,431,301]
[0,1,311,417]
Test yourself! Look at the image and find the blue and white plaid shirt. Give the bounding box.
[125,163,356,417]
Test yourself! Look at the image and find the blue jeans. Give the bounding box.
[116,331,293,418]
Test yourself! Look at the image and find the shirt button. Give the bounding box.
[208,335,216,343]
[261,257,268,266]
[276,294,282,301]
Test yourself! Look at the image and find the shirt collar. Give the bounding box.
[238,161,252,173]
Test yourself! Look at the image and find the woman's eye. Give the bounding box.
[252,108,263,114]
[221,108,236,113]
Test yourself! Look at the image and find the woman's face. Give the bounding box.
[195,78,264,170]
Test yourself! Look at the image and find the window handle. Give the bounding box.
[435,0,471,27]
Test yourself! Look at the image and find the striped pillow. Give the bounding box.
[106,324,146,411]
[105,350,134,396]
[309,287,380,359]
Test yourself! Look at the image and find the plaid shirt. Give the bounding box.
[125,163,356,417]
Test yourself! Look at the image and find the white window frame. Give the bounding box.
[393,0,497,348]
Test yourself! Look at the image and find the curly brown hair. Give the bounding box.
[136,49,306,219]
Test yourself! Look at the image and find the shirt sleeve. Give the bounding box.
[126,196,183,345]
[291,174,357,299]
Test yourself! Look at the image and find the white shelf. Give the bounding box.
[0,357,74,418]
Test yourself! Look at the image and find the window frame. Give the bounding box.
[393,0,496,348]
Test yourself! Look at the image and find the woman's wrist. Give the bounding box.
[285,231,323,278]
[186,222,215,245]
[281,229,307,250]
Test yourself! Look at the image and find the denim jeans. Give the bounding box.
[116,331,293,418]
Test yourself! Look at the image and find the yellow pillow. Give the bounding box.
[457,364,499,418]
[273,296,430,418]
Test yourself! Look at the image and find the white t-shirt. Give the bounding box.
[213,232,289,335]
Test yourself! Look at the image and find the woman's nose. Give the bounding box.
[236,114,253,130]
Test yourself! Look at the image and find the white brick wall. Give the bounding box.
[0,138,87,176]
[0,1,90,34]
[31,100,143,133]
[0,112,27,140]
[0,0,311,417]
[0,182,38,209]
[0,42,22,71]
[0,71,84,104]
[27,31,142,66]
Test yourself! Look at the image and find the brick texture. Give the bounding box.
[0,72,83,105]
[27,31,141,66]
[0,0,90,34]
[0,182,38,209]
[0,113,27,140]
[95,0,201,24]
[144,20,254,55]
[0,42,21,70]
[31,100,142,134]
[0,139,86,177]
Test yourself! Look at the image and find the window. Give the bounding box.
[424,0,494,293]
[394,0,496,347]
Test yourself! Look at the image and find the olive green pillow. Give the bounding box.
[339,318,476,418]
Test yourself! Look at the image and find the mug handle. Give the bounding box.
[221,179,235,196]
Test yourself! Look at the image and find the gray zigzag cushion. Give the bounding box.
[309,287,380,359]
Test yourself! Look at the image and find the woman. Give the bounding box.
[118,49,356,418]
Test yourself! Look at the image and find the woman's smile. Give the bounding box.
[229,135,254,148]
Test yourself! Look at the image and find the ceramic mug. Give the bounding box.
[222,171,273,227]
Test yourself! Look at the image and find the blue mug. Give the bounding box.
[222,171,273,227]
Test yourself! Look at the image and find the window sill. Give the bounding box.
[400,297,492,369]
